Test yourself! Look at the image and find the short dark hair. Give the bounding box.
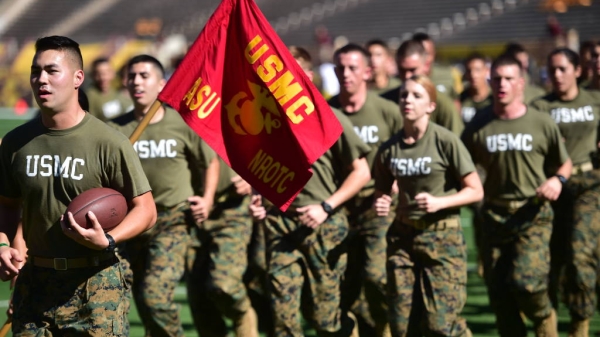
[503,42,527,56]
[411,32,432,43]
[396,40,426,60]
[35,35,83,70]
[491,53,523,76]
[365,39,389,51]
[580,40,595,55]
[464,52,488,67]
[288,45,312,70]
[334,43,370,65]
[91,57,110,71]
[127,54,165,78]
[548,47,580,68]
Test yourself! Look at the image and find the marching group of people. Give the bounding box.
[1,30,600,337]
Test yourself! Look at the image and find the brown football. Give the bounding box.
[65,187,128,231]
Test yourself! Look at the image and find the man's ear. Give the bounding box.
[74,69,84,89]
[158,78,167,93]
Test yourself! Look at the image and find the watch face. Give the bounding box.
[322,202,333,214]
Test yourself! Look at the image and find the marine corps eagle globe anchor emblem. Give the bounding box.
[226,80,282,135]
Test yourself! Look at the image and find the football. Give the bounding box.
[65,187,128,231]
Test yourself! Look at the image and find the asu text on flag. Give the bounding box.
[158,0,343,210]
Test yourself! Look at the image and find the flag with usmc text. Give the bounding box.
[157,0,343,210]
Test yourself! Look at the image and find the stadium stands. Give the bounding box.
[439,0,600,45]
[275,0,496,47]
[0,0,598,94]
[3,0,97,44]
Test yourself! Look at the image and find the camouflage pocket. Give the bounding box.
[432,228,468,284]
[318,213,349,249]
[532,202,554,226]
[110,318,127,336]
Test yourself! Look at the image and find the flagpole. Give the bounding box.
[129,100,163,144]
[0,317,11,337]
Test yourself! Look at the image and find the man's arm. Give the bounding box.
[189,156,220,222]
[536,158,572,201]
[62,191,157,250]
[110,191,157,241]
[297,157,370,228]
[0,196,25,281]
[202,156,220,211]
[324,157,370,209]
[0,196,20,244]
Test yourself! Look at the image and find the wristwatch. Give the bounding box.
[555,174,568,185]
[105,233,116,252]
[321,201,334,216]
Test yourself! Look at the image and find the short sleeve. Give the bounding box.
[106,138,151,200]
[443,131,476,180]
[330,109,371,177]
[372,142,396,194]
[433,92,464,135]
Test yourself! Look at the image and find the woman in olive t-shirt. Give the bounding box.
[530,48,600,335]
[373,75,483,336]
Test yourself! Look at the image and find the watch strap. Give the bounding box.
[105,233,116,252]
[555,174,567,185]
[321,201,334,216]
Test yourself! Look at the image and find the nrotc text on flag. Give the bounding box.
[248,148,295,193]
[157,0,343,210]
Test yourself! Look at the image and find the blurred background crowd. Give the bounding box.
[0,0,596,113]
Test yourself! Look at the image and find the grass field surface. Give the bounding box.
[1,114,600,336]
[0,217,597,336]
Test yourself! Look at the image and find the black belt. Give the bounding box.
[28,252,116,270]
[486,197,541,211]
[399,216,460,230]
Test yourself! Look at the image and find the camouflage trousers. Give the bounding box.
[386,221,468,337]
[343,196,394,333]
[245,218,275,336]
[264,210,354,337]
[186,196,254,337]
[560,169,600,320]
[127,202,194,337]
[12,258,128,336]
[549,181,575,310]
[481,200,554,337]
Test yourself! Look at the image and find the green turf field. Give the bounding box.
[1,112,600,336]
[0,216,598,336]
[0,109,37,138]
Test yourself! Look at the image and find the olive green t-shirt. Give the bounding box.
[381,86,464,135]
[108,107,215,208]
[368,77,402,95]
[328,92,402,193]
[214,156,242,202]
[459,89,493,124]
[523,83,547,105]
[374,122,475,221]
[461,107,569,200]
[87,86,133,122]
[430,64,463,99]
[0,113,151,257]
[292,108,371,208]
[530,89,600,165]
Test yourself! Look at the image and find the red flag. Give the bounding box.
[158,0,342,210]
